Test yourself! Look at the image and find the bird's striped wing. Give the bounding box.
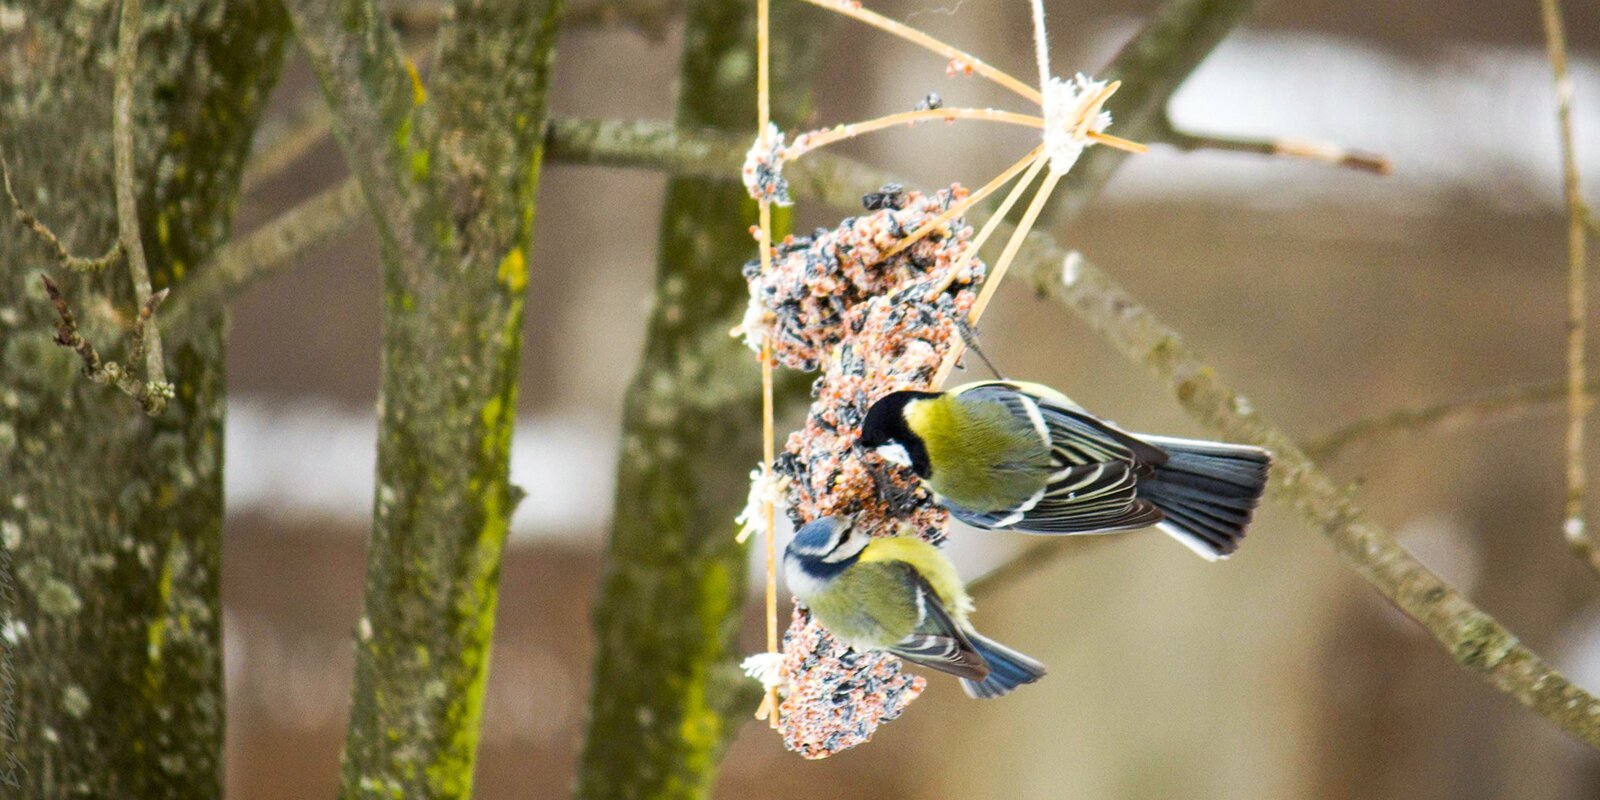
[952,383,1168,533]
[886,568,989,681]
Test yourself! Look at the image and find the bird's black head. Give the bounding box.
[859,390,939,477]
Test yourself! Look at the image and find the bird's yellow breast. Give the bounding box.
[858,536,973,620]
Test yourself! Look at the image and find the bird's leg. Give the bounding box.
[956,319,1006,380]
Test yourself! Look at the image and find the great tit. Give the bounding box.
[784,515,1046,698]
[859,380,1271,560]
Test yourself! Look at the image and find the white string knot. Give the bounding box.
[735,465,789,543]
[741,651,789,691]
[1041,73,1114,175]
[733,291,771,352]
[742,122,792,205]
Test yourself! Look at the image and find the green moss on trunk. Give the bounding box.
[0,1,290,796]
[280,0,565,796]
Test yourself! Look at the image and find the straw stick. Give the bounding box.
[753,0,782,727]
[925,151,1048,300]
[796,0,1041,104]
[934,167,1063,386]
[879,144,1044,263]
[785,108,1044,159]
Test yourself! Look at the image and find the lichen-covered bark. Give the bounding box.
[279,1,563,796]
[573,2,826,798]
[0,1,289,796]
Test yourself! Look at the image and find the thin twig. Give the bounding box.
[1538,0,1599,577]
[39,275,104,377]
[1159,122,1392,175]
[1,156,123,273]
[1304,378,1596,460]
[38,275,173,409]
[113,0,169,416]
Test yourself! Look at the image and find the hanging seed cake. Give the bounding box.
[742,184,987,758]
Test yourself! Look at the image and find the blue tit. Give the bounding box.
[858,380,1272,560]
[783,515,1046,698]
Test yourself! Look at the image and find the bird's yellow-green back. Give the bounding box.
[859,536,973,620]
[902,392,1051,511]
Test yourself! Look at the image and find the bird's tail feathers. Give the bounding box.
[1138,435,1271,561]
[960,631,1047,699]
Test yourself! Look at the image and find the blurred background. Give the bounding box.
[226,0,1600,797]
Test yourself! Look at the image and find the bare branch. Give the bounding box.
[1158,121,1392,175]
[390,0,683,39]
[1304,378,1596,460]
[38,275,174,411]
[240,90,333,193]
[113,0,169,416]
[1537,0,1599,576]
[1010,247,1600,751]
[1,156,123,273]
[162,177,365,339]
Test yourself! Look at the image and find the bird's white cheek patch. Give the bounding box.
[876,443,912,468]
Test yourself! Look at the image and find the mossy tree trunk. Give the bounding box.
[574,2,827,797]
[279,0,563,797]
[0,1,290,796]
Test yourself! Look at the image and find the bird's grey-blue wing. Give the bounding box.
[886,567,989,681]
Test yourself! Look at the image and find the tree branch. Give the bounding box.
[1304,378,1596,460]
[1,156,123,273]
[1537,0,1600,577]
[112,0,170,416]
[1157,120,1392,175]
[38,275,173,410]
[240,87,336,192]
[1007,246,1600,750]
[162,177,364,339]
